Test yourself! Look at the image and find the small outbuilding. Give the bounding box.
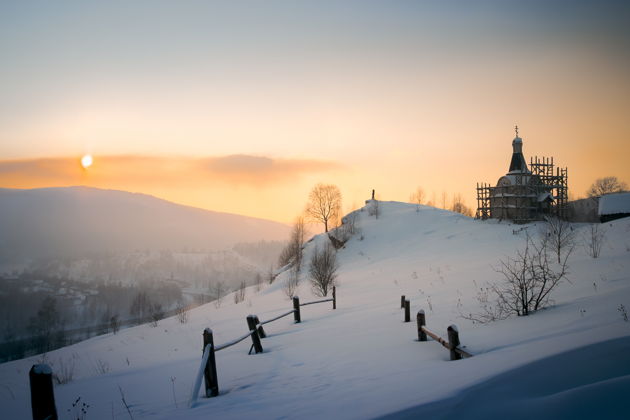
[599,192,630,222]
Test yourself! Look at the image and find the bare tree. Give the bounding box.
[441,191,448,210]
[283,266,300,299]
[278,217,307,269]
[233,280,246,304]
[463,235,571,321]
[306,184,342,232]
[175,303,188,324]
[149,303,164,327]
[213,281,225,308]
[254,272,263,292]
[410,187,425,205]
[587,176,628,197]
[308,244,339,297]
[451,193,473,217]
[110,314,120,334]
[266,265,276,284]
[585,224,605,258]
[542,216,576,263]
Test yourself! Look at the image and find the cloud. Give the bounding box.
[0,154,343,189]
[201,154,342,184]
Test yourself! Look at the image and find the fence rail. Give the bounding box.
[414,307,473,360]
[400,296,473,361]
[189,286,337,405]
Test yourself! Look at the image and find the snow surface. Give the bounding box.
[1,201,629,419]
[599,192,630,216]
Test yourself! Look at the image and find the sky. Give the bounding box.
[1,0,629,223]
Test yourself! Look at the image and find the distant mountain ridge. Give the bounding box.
[0,186,289,267]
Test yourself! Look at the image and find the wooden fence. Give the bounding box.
[401,295,473,361]
[189,287,336,406]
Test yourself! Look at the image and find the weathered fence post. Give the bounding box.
[401,295,405,309]
[202,328,219,396]
[332,286,336,310]
[30,364,57,420]
[293,296,301,323]
[253,315,266,338]
[404,299,411,322]
[447,325,462,361]
[246,315,264,354]
[417,310,427,341]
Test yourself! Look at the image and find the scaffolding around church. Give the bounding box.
[476,156,568,223]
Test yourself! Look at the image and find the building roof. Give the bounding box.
[598,192,630,216]
[508,134,529,173]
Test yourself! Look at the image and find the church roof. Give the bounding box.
[509,149,528,173]
[508,126,529,173]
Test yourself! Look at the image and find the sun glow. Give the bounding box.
[81,154,93,169]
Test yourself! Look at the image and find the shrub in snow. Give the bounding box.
[175,304,188,324]
[278,217,306,270]
[541,216,576,263]
[585,224,605,258]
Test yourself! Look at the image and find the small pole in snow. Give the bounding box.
[417,310,427,341]
[332,286,336,310]
[293,296,301,323]
[401,295,405,309]
[404,300,411,323]
[447,325,462,361]
[372,189,375,200]
[29,364,57,420]
[202,328,219,396]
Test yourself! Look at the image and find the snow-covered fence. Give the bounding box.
[190,287,337,405]
[416,309,473,360]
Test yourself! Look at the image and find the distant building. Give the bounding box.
[599,192,630,222]
[476,127,568,223]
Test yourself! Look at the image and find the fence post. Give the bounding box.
[417,310,427,341]
[401,295,405,309]
[29,364,57,420]
[404,299,411,322]
[246,315,264,354]
[293,296,301,323]
[332,286,336,310]
[253,315,266,338]
[447,325,462,361]
[203,328,219,396]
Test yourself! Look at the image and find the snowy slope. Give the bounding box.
[1,202,629,419]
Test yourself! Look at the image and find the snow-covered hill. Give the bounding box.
[1,201,629,419]
[0,186,290,269]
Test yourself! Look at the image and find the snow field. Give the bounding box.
[1,201,629,419]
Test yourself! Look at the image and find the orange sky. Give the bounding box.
[1,1,629,223]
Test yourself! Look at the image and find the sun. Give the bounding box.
[81,154,93,169]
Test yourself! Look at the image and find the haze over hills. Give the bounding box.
[0,186,290,268]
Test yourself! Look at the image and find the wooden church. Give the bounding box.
[476,127,568,223]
